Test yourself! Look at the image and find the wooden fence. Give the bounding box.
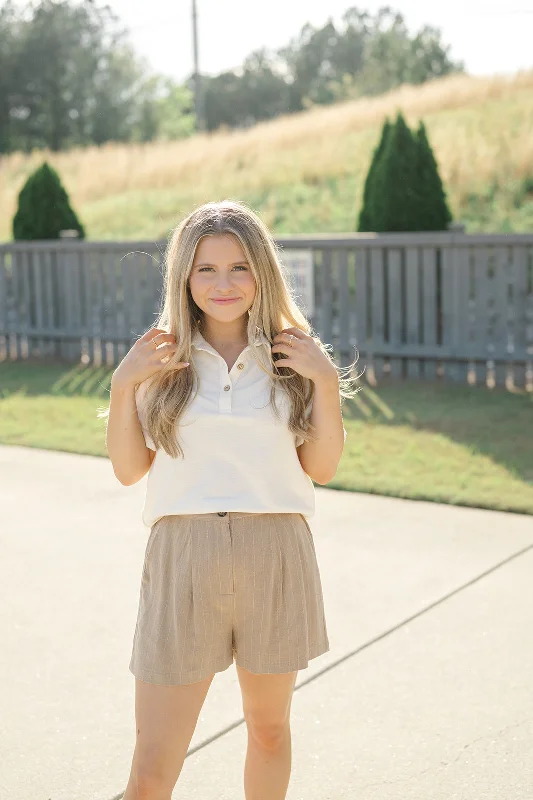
[1,232,532,388]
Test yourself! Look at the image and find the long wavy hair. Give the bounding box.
[108,200,361,458]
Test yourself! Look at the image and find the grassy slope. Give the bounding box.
[1,361,532,515]
[1,71,533,241]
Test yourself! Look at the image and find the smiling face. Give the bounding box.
[188,234,257,339]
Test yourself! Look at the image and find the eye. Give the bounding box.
[197,265,248,272]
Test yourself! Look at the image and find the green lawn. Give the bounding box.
[1,360,532,515]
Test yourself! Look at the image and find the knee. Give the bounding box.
[246,716,290,752]
[130,759,173,800]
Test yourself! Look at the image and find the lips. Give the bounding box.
[211,298,240,303]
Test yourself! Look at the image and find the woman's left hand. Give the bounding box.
[271,327,338,384]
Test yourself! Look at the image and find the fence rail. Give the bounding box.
[1,232,532,388]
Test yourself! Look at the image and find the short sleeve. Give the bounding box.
[134,379,156,450]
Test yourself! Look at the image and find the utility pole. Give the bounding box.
[192,0,205,132]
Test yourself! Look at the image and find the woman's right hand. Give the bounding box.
[111,327,190,390]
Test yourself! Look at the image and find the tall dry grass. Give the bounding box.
[1,70,532,240]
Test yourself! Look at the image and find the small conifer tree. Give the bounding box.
[371,111,420,232]
[357,117,391,232]
[414,122,452,231]
[357,113,453,232]
[13,162,85,240]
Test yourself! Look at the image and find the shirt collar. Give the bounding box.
[192,325,271,353]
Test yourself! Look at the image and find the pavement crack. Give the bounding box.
[358,717,533,793]
[443,716,533,768]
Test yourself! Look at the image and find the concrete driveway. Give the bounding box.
[1,444,532,799]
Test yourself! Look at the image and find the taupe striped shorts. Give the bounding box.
[129,511,329,685]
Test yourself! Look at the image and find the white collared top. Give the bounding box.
[134,326,344,528]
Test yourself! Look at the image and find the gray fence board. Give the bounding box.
[472,246,489,384]
[44,249,55,356]
[452,246,468,382]
[319,249,333,346]
[405,246,420,379]
[387,249,403,378]
[107,251,120,364]
[421,246,437,379]
[21,250,32,359]
[354,247,367,372]
[512,247,528,387]
[525,247,533,389]
[337,249,351,368]
[33,250,46,358]
[11,251,22,360]
[96,250,106,366]
[492,246,510,386]
[74,249,85,362]
[0,252,7,335]
[454,246,470,382]
[441,246,458,381]
[369,247,385,380]
[84,249,95,365]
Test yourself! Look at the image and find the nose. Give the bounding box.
[213,279,239,295]
[215,276,235,289]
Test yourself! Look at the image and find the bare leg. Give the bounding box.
[122,673,215,800]
[236,664,298,800]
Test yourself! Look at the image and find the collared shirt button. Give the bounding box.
[224,384,231,391]
[237,363,244,370]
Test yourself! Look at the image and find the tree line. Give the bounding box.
[0,0,463,154]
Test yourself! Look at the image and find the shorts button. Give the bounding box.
[217,511,227,516]
[223,385,231,391]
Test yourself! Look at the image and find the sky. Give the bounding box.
[104,0,532,82]
[10,0,533,81]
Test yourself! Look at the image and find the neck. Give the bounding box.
[198,317,250,349]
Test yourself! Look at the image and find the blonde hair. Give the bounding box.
[106,199,361,457]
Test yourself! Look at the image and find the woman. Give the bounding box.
[105,200,359,799]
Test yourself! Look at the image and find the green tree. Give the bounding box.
[356,10,462,96]
[0,1,23,153]
[415,121,452,230]
[152,78,195,141]
[203,50,289,130]
[13,162,85,240]
[1,0,156,152]
[357,117,391,231]
[371,111,420,231]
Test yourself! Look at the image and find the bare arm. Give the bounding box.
[105,326,189,485]
[297,373,346,485]
[106,378,155,486]
[271,327,346,486]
